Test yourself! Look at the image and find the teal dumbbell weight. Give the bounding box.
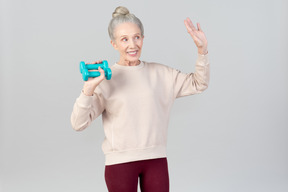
[79,60,112,81]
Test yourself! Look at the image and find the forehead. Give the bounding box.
[114,22,141,37]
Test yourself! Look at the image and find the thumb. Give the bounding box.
[98,67,105,78]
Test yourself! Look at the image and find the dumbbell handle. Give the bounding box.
[80,60,108,73]
[86,71,101,77]
[82,68,101,81]
[86,63,108,70]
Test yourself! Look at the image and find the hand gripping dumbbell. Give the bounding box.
[79,60,112,81]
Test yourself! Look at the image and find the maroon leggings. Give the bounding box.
[105,158,169,192]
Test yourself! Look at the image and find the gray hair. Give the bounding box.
[108,6,144,41]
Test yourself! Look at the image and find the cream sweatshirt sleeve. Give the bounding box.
[173,54,210,98]
[70,91,105,131]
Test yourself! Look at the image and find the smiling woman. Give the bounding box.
[71,6,210,192]
[111,22,144,66]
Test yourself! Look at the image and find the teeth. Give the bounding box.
[128,51,137,54]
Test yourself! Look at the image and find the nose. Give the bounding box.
[129,39,136,48]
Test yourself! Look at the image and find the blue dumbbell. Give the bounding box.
[79,60,112,81]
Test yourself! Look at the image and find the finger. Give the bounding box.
[184,19,193,32]
[184,18,193,28]
[197,23,202,31]
[98,67,105,77]
[186,17,197,31]
[93,60,103,64]
[90,65,104,72]
[184,20,197,36]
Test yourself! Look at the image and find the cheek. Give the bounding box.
[118,44,128,52]
[137,40,143,49]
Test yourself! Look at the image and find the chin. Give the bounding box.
[127,56,141,62]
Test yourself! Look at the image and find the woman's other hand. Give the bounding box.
[184,18,208,55]
[83,60,105,96]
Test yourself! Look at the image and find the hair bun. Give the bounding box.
[112,6,130,18]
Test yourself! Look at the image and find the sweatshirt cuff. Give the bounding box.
[77,91,93,108]
[197,53,209,66]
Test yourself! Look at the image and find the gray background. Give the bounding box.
[0,0,287,191]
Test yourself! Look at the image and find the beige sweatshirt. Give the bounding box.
[71,54,210,165]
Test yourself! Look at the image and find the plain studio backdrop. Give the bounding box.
[0,0,287,191]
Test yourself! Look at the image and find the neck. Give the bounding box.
[118,59,140,66]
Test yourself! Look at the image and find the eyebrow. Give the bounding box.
[120,33,141,38]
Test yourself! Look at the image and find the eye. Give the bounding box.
[135,36,140,40]
[122,38,128,42]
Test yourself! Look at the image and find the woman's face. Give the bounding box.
[111,22,144,65]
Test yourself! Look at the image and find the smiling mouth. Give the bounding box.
[127,51,138,56]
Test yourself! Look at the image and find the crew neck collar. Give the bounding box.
[113,61,144,70]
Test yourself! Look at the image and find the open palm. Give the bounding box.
[184,18,208,54]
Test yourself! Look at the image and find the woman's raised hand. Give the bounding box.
[83,60,105,96]
[184,18,208,55]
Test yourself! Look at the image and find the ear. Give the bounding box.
[111,40,118,50]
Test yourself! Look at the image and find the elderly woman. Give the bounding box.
[71,6,209,192]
